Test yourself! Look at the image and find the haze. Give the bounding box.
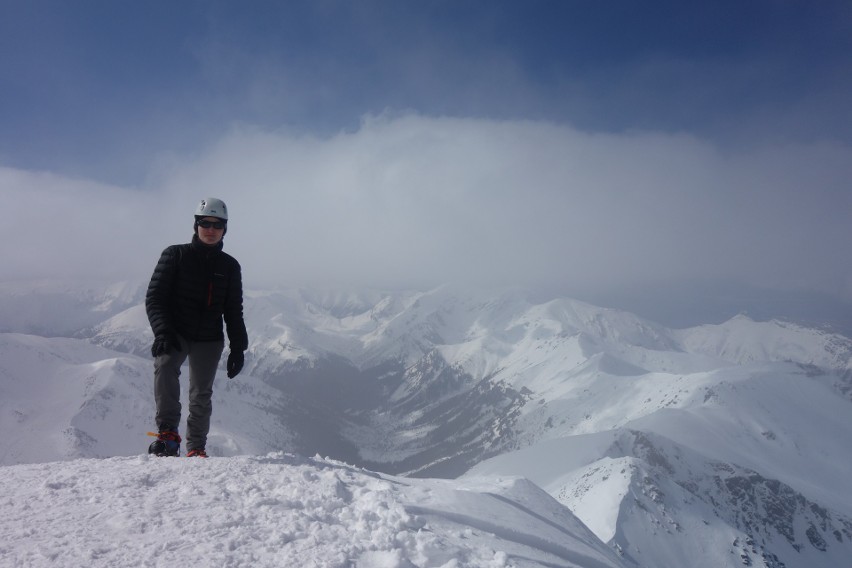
[2,1,851,314]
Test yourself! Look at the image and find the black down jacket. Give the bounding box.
[146,236,249,351]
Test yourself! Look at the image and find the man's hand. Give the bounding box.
[227,350,245,379]
[151,334,181,358]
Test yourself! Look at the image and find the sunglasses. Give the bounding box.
[197,220,226,230]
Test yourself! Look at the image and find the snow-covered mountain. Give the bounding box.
[2,280,851,568]
[1,453,625,568]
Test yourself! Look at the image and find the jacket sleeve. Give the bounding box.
[145,246,179,338]
[224,258,249,352]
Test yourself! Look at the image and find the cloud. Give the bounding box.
[4,175,177,288]
[4,114,852,302]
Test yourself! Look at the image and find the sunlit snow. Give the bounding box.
[2,281,852,567]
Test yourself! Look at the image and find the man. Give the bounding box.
[145,197,249,457]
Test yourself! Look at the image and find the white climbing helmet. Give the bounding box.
[195,197,229,220]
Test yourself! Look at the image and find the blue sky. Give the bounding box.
[4,0,849,183]
[2,1,852,318]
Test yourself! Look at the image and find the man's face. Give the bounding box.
[197,216,226,246]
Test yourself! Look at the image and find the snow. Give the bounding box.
[0,332,296,465]
[3,280,852,567]
[674,314,852,370]
[0,453,624,568]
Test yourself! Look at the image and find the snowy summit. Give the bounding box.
[2,282,852,567]
[2,453,622,568]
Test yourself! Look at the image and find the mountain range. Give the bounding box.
[2,279,851,568]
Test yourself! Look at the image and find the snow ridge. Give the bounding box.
[0,453,625,568]
[3,281,852,567]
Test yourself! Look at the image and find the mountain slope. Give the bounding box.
[467,426,852,568]
[0,453,627,568]
[3,281,852,567]
[0,333,296,464]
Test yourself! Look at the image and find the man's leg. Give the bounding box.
[153,336,189,432]
[186,339,224,451]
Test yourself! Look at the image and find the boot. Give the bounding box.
[148,430,181,457]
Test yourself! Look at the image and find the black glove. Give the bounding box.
[151,334,181,358]
[227,350,245,379]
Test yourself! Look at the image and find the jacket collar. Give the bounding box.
[191,234,224,254]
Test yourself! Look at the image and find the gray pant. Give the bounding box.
[154,335,224,451]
